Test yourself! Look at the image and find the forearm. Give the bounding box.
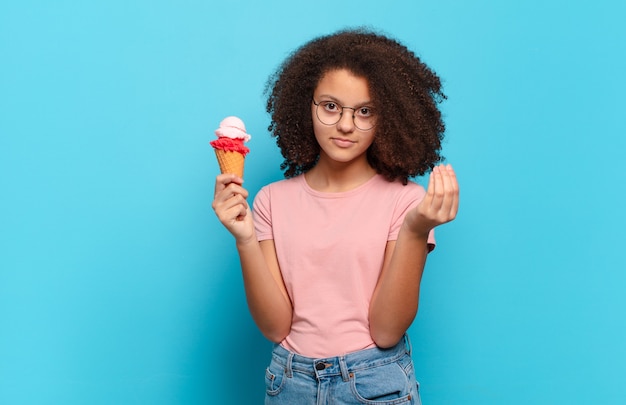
[369,225,429,347]
[237,239,292,343]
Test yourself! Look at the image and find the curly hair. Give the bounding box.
[264,27,446,184]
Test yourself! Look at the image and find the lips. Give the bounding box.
[331,137,355,148]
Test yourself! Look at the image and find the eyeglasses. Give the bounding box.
[312,99,376,131]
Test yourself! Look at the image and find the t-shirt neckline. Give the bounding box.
[298,173,381,199]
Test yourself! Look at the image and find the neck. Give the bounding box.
[305,158,376,193]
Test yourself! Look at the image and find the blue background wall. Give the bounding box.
[1,0,624,404]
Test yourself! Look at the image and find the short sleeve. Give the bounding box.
[252,185,274,241]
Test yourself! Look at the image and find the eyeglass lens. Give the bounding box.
[314,100,375,130]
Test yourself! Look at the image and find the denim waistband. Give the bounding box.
[270,334,412,381]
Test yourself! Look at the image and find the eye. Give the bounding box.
[356,106,373,117]
[322,101,340,113]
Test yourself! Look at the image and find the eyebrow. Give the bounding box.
[316,94,374,107]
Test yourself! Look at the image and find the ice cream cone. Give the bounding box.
[211,116,250,178]
[215,149,245,178]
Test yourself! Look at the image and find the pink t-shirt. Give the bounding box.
[253,174,435,358]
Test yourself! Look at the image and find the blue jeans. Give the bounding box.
[264,335,422,404]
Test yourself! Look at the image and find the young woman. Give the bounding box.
[212,28,459,404]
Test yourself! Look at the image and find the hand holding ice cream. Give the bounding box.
[210,116,251,178]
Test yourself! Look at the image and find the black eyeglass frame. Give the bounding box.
[312,99,376,131]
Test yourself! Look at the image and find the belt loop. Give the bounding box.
[339,356,350,382]
[404,333,412,356]
[285,352,294,378]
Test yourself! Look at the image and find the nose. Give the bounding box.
[337,107,356,132]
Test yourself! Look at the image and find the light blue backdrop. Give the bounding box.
[1,0,624,404]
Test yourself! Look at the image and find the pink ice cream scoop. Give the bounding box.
[211,116,251,156]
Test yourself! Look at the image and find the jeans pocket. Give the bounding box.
[350,361,414,404]
[265,361,286,396]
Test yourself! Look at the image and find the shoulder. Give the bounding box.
[258,175,302,193]
[367,176,428,218]
[370,175,426,199]
[252,176,307,229]
[254,175,303,203]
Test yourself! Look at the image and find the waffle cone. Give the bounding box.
[214,149,245,178]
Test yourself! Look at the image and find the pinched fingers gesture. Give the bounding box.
[409,164,459,235]
[212,174,254,241]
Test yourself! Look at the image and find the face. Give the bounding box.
[311,69,376,167]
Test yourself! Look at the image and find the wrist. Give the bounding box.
[400,221,431,241]
[235,233,258,250]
